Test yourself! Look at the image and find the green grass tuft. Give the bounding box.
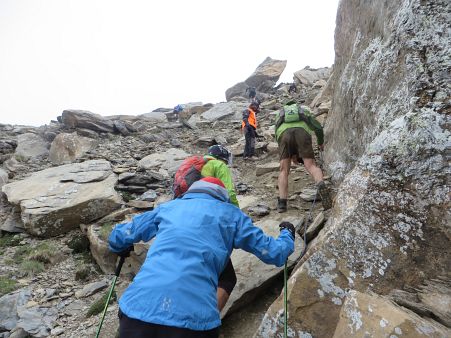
[19,260,45,276]
[0,276,18,297]
[13,242,59,276]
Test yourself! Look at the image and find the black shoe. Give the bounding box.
[317,181,332,210]
[277,198,287,213]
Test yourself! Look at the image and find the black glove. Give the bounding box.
[279,222,295,239]
[117,246,134,258]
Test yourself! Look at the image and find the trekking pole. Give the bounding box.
[95,256,126,338]
[283,261,288,338]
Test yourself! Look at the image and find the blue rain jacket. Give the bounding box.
[108,181,294,331]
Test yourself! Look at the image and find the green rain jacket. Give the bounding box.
[201,156,239,207]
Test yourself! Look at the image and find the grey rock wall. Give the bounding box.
[256,0,451,337]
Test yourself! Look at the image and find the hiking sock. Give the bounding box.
[317,181,332,210]
[277,198,288,213]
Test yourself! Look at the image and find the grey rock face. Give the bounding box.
[225,82,248,102]
[294,66,331,87]
[74,280,108,298]
[2,160,122,237]
[333,291,449,337]
[0,288,30,331]
[221,217,304,317]
[14,133,49,160]
[256,0,451,337]
[0,168,8,188]
[201,102,247,122]
[61,110,115,133]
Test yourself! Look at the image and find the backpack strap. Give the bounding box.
[297,106,308,123]
[275,106,285,132]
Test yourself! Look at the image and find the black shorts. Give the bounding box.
[278,127,314,161]
[217,259,237,295]
[119,310,219,338]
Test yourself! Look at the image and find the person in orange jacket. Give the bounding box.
[242,101,259,159]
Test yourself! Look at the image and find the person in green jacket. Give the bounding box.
[275,101,332,212]
[201,144,239,207]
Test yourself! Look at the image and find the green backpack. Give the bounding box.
[275,103,312,131]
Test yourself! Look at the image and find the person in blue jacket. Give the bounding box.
[109,176,296,338]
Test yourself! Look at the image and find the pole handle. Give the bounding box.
[115,256,126,277]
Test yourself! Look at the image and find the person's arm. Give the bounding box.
[242,109,250,128]
[308,115,324,145]
[213,161,240,208]
[233,214,294,267]
[108,207,161,253]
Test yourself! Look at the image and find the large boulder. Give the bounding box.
[61,110,115,133]
[48,132,98,164]
[14,133,49,160]
[2,160,122,237]
[294,66,332,88]
[245,57,287,91]
[256,0,450,337]
[201,102,247,122]
[225,57,287,101]
[138,148,190,176]
[225,82,248,102]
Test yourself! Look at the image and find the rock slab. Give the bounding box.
[2,160,122,237]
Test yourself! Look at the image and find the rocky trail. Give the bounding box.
[0,65,332,337]
[1,0,450,337]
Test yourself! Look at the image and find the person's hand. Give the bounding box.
[117,246,134,258]
[319,144,324,151]
[279,222,295,239]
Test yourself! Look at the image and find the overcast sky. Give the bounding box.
[0,0,339,126]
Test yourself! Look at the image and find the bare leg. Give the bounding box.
[303,158,323,183]
[217,288,230,312]
[278,158,291,199]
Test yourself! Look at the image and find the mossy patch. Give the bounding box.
[99,222,114,242]
[86,290,116,317]
[67,234,90,254]
[75,265,91,281]
[0,276,18,297]
[120,191,133,202]
[0,233,22,248]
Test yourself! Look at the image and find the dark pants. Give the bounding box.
[217,259,236,294]
[119,310,219,338]
[244,127,256,157]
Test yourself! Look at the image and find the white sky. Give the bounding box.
[0,0,339,126]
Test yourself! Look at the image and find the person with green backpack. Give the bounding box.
[275,100,332,212]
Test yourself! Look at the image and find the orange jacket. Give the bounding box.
[241,108,257,129]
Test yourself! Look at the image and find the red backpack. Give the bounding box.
[172,156,211,197]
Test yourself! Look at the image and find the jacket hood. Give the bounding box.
[185,180,230,203]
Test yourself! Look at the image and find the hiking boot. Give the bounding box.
[277,198,287,213]
[317,181,332,210]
